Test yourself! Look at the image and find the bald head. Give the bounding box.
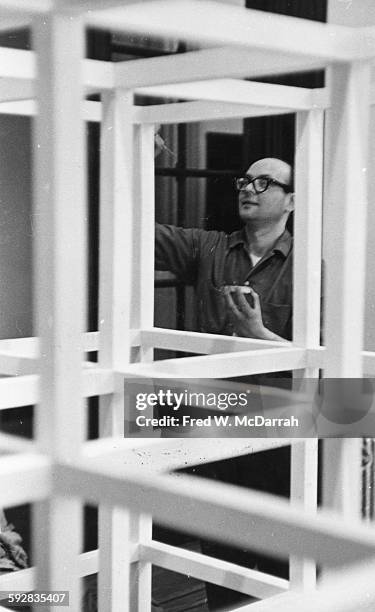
[248,158,293,190]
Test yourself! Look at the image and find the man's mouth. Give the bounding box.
[240,200,258,206]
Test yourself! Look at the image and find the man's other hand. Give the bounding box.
[224,286,285,341]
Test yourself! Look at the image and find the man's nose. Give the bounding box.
[244,181,256,194]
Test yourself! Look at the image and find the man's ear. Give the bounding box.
[286,192,294,213]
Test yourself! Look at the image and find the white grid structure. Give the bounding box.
[0,1,374,610]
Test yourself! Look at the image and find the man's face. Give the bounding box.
[238,158,294,226]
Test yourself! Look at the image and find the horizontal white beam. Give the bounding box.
[85,100,102,122]
[135,79,326,110]
[0,48,114,92]
[59,0,147,10]
[0,568,34,593]
[239,559,375,612]
[0,332,99,359]
[82,366,115,397]
[3,88,375,124]
[0,354,104,378]
[140,328,284,354]
[0,329,371,387]
[0,375,38,409]
[0,550,99,595]
[88,1,363,62]
[78,550,99,577]
[141,541,289,599]
[0,100,36,116]
[0,0,51,33]
[0,454,50,506]
[84,58,115,92]
[0,97,288,123]
[0,48,34,80]
[83,331,100,353]
[0,337,40,358]
[115,46,326,90]
[0,350,106,376]
[0,45,372,130]
[118,347,306,378]
[82,437,295,474]
[58,460,375,567]
[0,0,52,13]
[133,100,293,124]
[0,78,33,102]
[0,94,317,125]
[0,367,113,409]
[307,346,375,374]
[0,98,102,121]
[0,432,36,454]
[0,353,38,376]
[0,16,30,31]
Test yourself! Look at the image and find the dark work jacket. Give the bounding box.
[155,224,293,340]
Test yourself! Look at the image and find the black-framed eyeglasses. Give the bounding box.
[234,175,292,194]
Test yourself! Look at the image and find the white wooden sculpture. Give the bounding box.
[0,1,374,611]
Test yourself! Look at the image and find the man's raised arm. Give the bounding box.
[155,223,203,284]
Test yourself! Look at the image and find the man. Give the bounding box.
[155,157,294,610]
[156,157,294,342]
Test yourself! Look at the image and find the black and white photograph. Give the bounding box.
[0,0,375,610]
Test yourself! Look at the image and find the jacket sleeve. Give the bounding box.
[155,223,203,284]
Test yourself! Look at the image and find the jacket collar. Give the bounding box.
[228,227,292,258]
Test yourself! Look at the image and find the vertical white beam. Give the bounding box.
[290,441,318,590]
[99,506,153,611]
[99,90,134,438]
[131,123,155,611]
[328,0,375,368]
[98,92,152,611]
[133,124,155,362]
[294,110,324,351]
[32,11,85,611]
[322,61,371,523]
[98,90,133,612]
[322,438,362,518]
[324,62,371,378]
[290,110,323,590]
